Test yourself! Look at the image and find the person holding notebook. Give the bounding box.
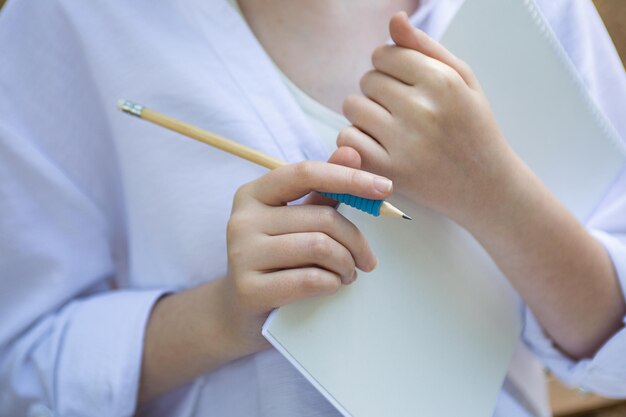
[0,1,625,417]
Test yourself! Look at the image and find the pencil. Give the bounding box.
[117,99,411,220]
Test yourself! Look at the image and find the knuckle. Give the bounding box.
[308,232,333,259]
[341,253,356,274]
[300,269,340,295]
[226,212,252,238]
[342,167,362,192]
[456,60,473,78]
[407,95,422,113]
[433,65,461,89]
[316,206,339,229]
[300,269,324,293]
[359,70,376,93]
[371,45,388,67]
[336,126,353,147]
[410,96,438,121]
[232,183,256,211]
[423,103,439,121]
[348,168,362,188]
[226,216,242,239]
[233,182,252,202]
[397,48,422,72]
[341,95,360,119]
[293,160,315,182]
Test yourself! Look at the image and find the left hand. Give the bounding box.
[340,12,626,362]
[338,12,525,227]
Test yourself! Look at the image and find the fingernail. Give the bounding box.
[374,177,393,194]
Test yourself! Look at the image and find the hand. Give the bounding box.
[221,147,391,357]
[139,148,391,404]
[338,12,523,227]
[335,13,626,363]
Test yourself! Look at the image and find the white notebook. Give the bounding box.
[263,0,626,416]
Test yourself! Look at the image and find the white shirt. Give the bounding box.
[1,1,625,417]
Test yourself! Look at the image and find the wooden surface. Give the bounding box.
[549,376,623,416]
[594,0,626,69]
[574,403,626,417]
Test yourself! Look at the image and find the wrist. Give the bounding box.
[200,277,270,360]
[451,149,538,238]
[194,278,252,362]
[139,280,241,404]
[139,276,272,404]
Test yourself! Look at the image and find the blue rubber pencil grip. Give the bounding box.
[319,192,383,216]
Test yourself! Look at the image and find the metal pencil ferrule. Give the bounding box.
[117,99,144,117]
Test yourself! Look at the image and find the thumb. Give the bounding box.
[389,11,478,89]
[303,146,362,207]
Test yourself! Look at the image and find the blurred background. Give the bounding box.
[0,0,624,416]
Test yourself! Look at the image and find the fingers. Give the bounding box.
[359,70,412,115]
[304,146,362,207]
[389,12,478,89]
[336,126,390,175]
[342,94,394,146]
[247,160,393,206]
[372,45,431,86]
[259,204,377,272]
[328,145,362,169]
[255,232,357,284]
[371,44,466,97]
[255,267,343,308]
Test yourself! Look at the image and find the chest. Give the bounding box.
[236,0,420,113]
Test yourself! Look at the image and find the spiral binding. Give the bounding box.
[521,0,625,153]
[319,192,384,216]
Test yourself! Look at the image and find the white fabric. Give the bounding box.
[280,74,349,153]
[0,1,625,417]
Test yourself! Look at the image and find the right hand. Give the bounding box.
[221,147,393,357]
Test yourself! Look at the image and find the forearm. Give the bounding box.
[138,278,251,405]
[464,154,626,359]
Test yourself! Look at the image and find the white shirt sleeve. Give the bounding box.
[0,291,167,416]
[521,0,626,397]
[0,2,169,415]
[523,189,626,396]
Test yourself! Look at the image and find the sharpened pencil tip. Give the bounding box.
[379,201,410,220]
